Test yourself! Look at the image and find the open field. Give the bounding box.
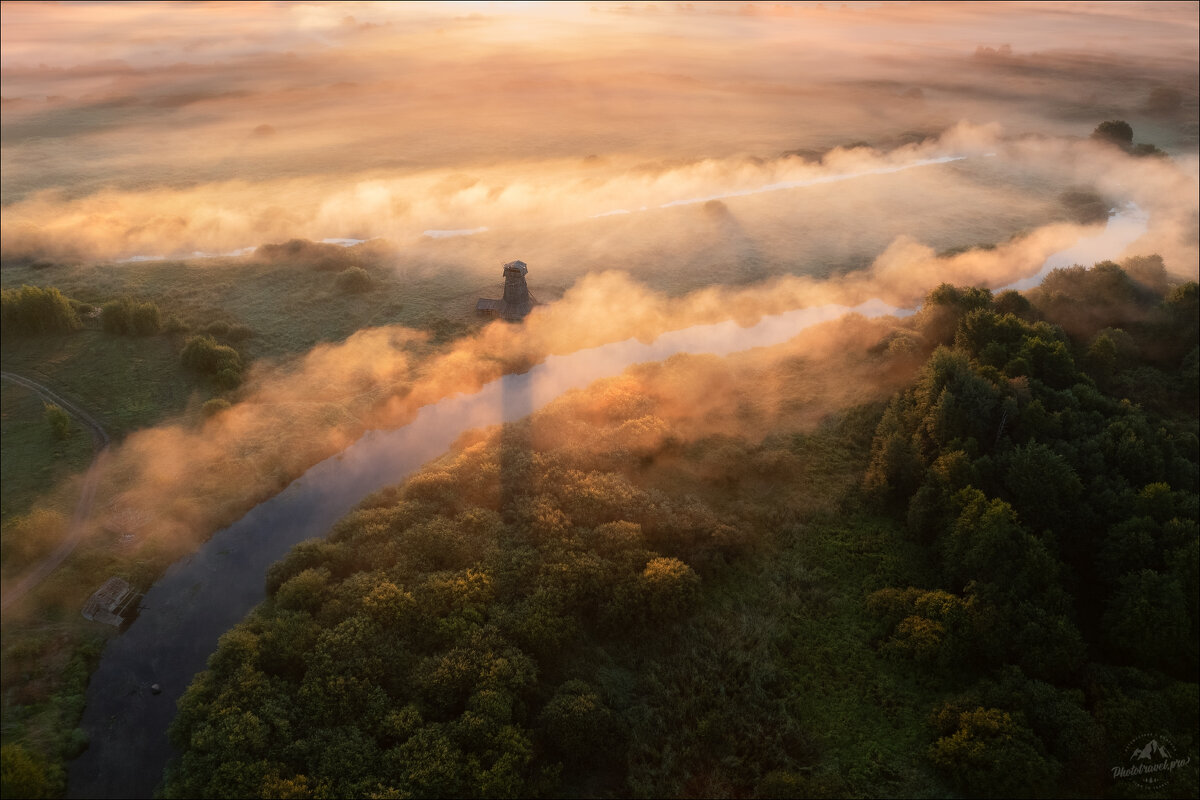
[0,382,92,522]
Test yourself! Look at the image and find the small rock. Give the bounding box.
[150,683,161,695]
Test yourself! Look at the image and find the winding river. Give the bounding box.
[66,208,1147,798]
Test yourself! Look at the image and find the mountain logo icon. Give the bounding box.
[1132,739,1171,761]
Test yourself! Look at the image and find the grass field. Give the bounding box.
[0,256,515,519]
[0,382,94,522]
[1,330,204,440]
[1,256,496,363]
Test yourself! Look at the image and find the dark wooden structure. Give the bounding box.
[82,577,137,626]
[476,260,538,321]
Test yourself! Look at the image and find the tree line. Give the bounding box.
[864,260,1197,796]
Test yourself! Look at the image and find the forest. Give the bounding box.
[157,258,1198,798]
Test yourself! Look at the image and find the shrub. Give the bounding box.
[180,335,244,388]
[254,239,354,271]
[335,266,374,294]
[200,320,253,342]
[44,403,72,440]
[1131,143,1167,158]
[202,398,232,418]
[1059,190,1109,225]
[1091,120,1133,148]
[1,743,54,799]
[102,297,161,336]
[214,368,243,390]
[0,285,80,336]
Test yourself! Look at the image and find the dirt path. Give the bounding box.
[1,371,109,612]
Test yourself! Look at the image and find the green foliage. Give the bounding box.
[865,268,1199,795]
[928,707,1058,796]
[1000,442,1082,531]
[1131,142,1168,158]
[537,680,619,766]
[1091,120,1133,147]
[992,289,1032,319]
[1030,260,1165,342]
[867,587,974,668]
[1102,569,1191,672]
[102,296,162,336]
[1,285,80,336]
[201,398,232,418]
[639,556,700,619]
[201,320,255,342]
[335,266,374,294]
[180,334,244,388]
[254,238,357,271]
[43,402,72,440]
[1059,189,1110,225]
[1,743,54,799]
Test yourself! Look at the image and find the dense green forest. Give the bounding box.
[163,258,1198,798]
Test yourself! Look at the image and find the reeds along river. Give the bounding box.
[67,207,1147,799]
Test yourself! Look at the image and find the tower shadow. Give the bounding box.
[498,365,534,522]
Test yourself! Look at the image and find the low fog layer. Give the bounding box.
[0,218,1168,610]
[2,2,1197,276]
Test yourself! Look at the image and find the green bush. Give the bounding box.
[1059,190,1109,225]
[201,398,232,418]
[0,743,54,799]
[180,335,243,387]
[1132,142,1168,158]
[0,285,80,336]
[102,297,162,336]
[335,266,374,294]
[164,314,189,334]
[1091,120,1133,147]
[43,403,72,440]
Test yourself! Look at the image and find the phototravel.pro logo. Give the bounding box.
[1112,733,1190,790]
